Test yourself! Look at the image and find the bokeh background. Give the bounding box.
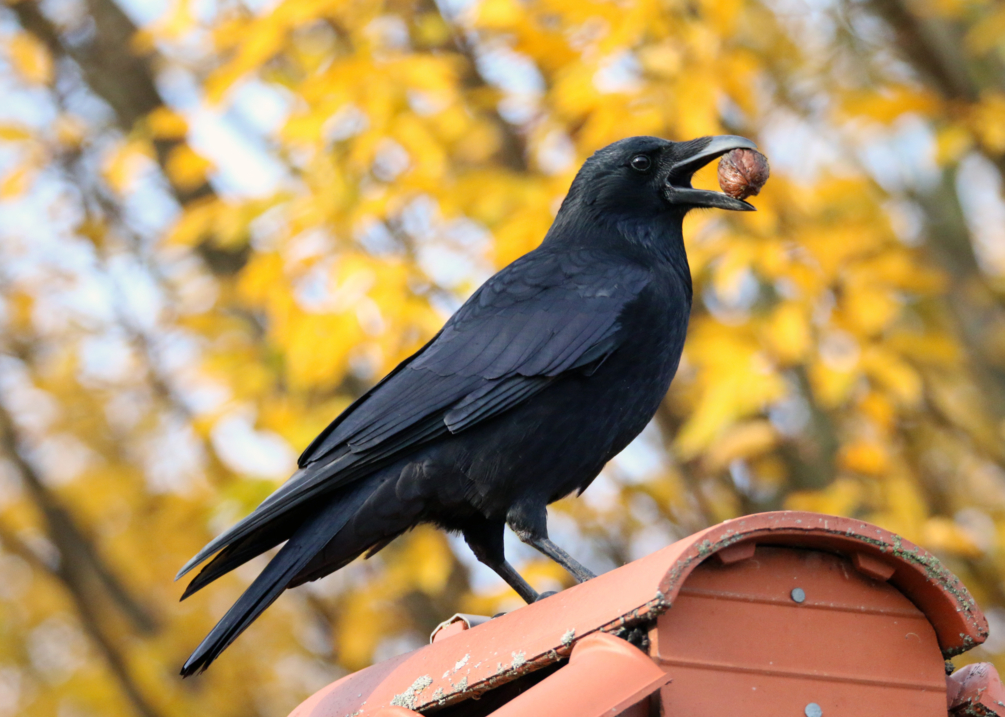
[1,0,1005,714]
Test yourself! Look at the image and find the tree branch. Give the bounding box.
[0,397,159,635]
[0,520,165,717]
[7,0,250,275]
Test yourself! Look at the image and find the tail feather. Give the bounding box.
[180,512,302,600]
[286,475,420,589]
[287,530,404,589]
[180,484,370,676]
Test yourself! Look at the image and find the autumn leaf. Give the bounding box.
[8,33,53,85]
[4,0,1005,712]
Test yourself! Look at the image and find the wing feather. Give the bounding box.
[444,375,553,433]
[179,249,650,579]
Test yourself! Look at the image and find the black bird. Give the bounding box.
[177,134,758,675]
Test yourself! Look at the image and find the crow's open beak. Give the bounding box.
[665,135,759,211]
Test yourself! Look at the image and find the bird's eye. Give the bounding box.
[630,155,652,172]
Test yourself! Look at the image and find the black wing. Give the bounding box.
[177,248,649,580]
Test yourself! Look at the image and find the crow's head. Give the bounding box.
[566,135,758,218]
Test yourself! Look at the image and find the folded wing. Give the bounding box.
[177,249,649,581]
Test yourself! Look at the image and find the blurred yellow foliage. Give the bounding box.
[7,32,52,85]
[148,108,189,140]
[2,0,1005,715]
[165,144,213,192]
[0,163,31,199]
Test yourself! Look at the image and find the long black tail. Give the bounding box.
[180,483,371,676]
[180,509,307,600]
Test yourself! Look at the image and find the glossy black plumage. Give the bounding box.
[177,134,758,675]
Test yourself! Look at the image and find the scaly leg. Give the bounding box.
[463,518,539,604]
[508,503,597,584]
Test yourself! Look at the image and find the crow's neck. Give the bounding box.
[618,216,692,305]
[546,205,693,304]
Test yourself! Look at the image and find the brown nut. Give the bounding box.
[717,148,770,200]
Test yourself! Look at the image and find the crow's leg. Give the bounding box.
[526,538,596,584]
[508,504,597,584]
[462,518,539,604]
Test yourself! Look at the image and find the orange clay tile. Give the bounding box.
[288,511,990,717]
[947,662,1005,715]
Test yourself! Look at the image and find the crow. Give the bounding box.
[177,134,758,675]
